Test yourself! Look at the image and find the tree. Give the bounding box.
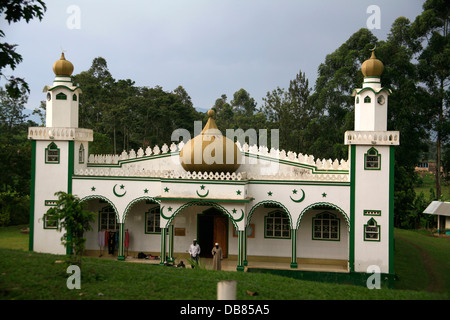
[411,0,450,199]
[0,0,46,98]
[46,191,95,266]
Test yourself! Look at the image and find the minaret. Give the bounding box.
[345,48,399,276]
[27,53,93,254]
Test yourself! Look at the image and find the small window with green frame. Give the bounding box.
[265,210,291,239]
[45,142,60,164]
[145,207,161,234]
[365,147,381,170]
[364,218,380,241]
[312,211,340,241]
[364,95,371,103]
[44,212,58,229]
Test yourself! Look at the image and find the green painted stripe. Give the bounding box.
[29,140,36,252]
[349,145,356,272]
[68,141,74,194]
[389,146,395,274]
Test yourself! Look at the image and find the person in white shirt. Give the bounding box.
[188,239,201,268]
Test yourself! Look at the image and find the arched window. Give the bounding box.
[364,96,371,103]
[312,211,340,240]
[364,218,380,241]
[72,94,77,101]
[145,207,161,234]
[265,210,290,239]
[365,147,381,170]
[356,96,360,104]
[56,92,67,100]
[45,142,60,164]
[99,206,117,231]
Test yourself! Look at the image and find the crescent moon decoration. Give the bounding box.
[290,189,306,203]
[196,188,209,198]
[160,206,171,219]
[113,184,127,197]
[232,209,244,222]
[370,44,377,51]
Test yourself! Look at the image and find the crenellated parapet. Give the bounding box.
[80,141,349,182]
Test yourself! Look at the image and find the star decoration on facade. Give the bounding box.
[164,187,169,192]
[144,188,149,194]
[268,191,273,196]
[292,189,298,194]
[236,190,242,195]
[120,184,125,189]
[322,192,327,198]
[200,185,206,190]
[232,208,237,214]
[168,207,173,212]
[91,186,96,191]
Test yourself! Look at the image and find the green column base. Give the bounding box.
[236,265,245,272]
[117,256,125,261]
[244,260,248,266]
[290,262,298,269]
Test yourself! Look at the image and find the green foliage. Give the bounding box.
[46,191,95,266]
[0,191,29,226]
[72,61,201,154]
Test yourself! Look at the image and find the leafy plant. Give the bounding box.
[46,191,95,267]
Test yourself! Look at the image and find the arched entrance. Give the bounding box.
[197,207,228,258]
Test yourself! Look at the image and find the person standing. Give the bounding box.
[211,243,223,271]
[189,239,201,268]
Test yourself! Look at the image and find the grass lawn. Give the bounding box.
[0,225,449,300]
[394,228,450,294]
[415,172,450,201]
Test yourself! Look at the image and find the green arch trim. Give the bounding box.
[352,87,391,96]
[247,200,292,229]
[46,85,81,92]
[80,195,120,223]
[122,196,160,223]
[163,201,238,230]
[297,202,349,231]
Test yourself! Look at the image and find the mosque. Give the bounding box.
[28,50,399,277]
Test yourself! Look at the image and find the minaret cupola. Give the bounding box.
[43,52,81,128]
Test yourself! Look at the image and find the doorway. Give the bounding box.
[197,208,228,258]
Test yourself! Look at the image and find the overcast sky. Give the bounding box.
[2,0,425,116]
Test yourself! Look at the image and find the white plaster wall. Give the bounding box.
[33,140,69,255]
[297,209,349,260]
[354,145,391,273]
[246,206,291,258]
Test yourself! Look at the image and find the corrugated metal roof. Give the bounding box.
[423,201,450,217]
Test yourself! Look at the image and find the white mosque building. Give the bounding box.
[28,50,399,278]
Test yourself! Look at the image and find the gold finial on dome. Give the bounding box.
[361,46,384,77]
[179,108,242,173]
[52,52,74,76]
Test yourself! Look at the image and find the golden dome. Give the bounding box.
[179,109,242,173]
[361,50,384,77]
[53,52,74,76]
